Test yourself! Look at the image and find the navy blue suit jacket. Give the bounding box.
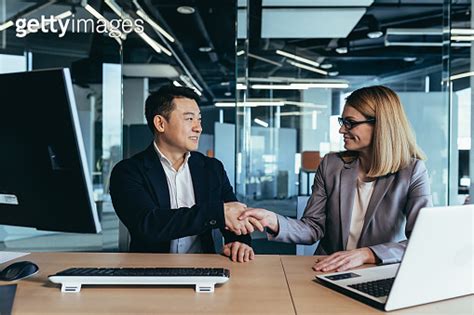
[109,144,251,253]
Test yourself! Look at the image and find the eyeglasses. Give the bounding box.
[338,117,375,130]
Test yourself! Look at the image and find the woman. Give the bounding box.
[241,85,432,272]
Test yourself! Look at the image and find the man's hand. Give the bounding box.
[222,241,255,263]
[238,208,278,233]
[224,202,255,235]
[312,247,377,272]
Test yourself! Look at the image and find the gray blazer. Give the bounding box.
[270,152,433,264]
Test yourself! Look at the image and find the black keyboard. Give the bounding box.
[54,267,230,278]
[348,277,395,297]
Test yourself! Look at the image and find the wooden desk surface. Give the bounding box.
[1,252,294,315]
[280,256,474,315]
[2,253,473,314]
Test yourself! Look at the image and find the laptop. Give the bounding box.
[316,205,474,311]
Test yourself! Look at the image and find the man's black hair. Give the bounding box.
[144,85,200,133]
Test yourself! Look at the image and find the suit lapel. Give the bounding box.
[143,144,171,209]
[188,152,207,204]
[339,158,358,250]
[358,174,395,242]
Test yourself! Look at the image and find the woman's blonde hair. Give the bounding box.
[342,85,426,177]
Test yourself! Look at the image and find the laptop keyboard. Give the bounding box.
[348,277,395,297]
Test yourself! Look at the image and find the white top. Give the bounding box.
[346,179,375,250]
[153,141,203,253]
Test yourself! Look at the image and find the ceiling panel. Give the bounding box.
[261,8,366,38]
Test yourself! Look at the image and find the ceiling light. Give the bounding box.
[276,50,320,67]
[236,50,245,56]
[224,92,231,96]
[254,118,269,128]
[251,82,348,90]
[0,20,14,32]
[220,81,230,86]
[450,71,474,81]
[215,101,285,107]
[451,28,474,35]
[172,81,182,87]
[403,57,417,62]
[179,75,203,95]
[328,71,339,76]
[287,61,328,75]
[177,6,195,14]
[199,46,213,52]
[136,9,175,42]
[366,15,383,39]
[320,63,333,69]
[367,30,383,39]
[335,46,348,54]
[236,83,247,90]
[84,4,124,44]
[451,35,474,41]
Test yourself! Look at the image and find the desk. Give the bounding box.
[2,253,294,314]
[281,256,474,315]
[1,253,473,314]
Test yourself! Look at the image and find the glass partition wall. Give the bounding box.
[235,1,471,254]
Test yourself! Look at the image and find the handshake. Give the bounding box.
[223,202,279,235]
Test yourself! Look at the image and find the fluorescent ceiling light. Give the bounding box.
[136,9,175,42]
[104,0,172,55]
[179,75,203,95]
[284,101,327,109]
[104,0,127,19]
[254,118,269,127]
[177,6,195,14]
[287,61,328,75]
[367,30,383,39]
[320,63,333,69]
[172,80,182,87]
[236,50,245,56]
[215,101,285,107]
[0,20,14,32]
[335,46,348,54]
[450,71,474,81]
[451,28,474,35]
[84,4,124,44]
[386,28,441,36]
[137,32,162,53]
[451,35,474,41]
[237,83,247,90]
[276,49,320,67]
[252,82,348,89]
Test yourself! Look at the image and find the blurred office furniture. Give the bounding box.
[301,151,321,195]
[295,196,319,256]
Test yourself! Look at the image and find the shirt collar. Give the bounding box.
[153,140,191,170]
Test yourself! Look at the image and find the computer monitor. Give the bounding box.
[0,68,101,233]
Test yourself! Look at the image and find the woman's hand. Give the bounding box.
[313,247,377,272]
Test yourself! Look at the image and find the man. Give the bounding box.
[110,85,259,262]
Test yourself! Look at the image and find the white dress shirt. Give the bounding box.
[346,178,375,250]
[153,142,203,253]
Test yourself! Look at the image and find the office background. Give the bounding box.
[0,0,472,254]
